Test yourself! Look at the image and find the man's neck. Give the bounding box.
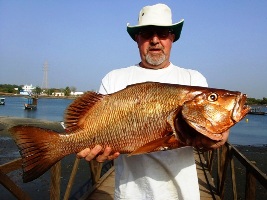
[139,61,171,69]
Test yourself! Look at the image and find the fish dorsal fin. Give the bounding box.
[129,135,174,156]
[64,91,104,131]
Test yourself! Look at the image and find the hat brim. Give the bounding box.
[127,19,184,42]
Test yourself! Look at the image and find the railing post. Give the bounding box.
[217,144,231,199]
[63,157,81,200]
[216,147,221,193]
[50,161,61,200]
[89,160,103,184]
[0,170,31,200]
[229,149,237,200]
[245,161,256,200]
[206,150,214,173]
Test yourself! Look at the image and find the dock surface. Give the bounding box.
[86,150,219,200]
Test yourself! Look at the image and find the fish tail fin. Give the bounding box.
[9,125,65,182]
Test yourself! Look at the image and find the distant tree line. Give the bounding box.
[0,84,76,97]
[246,97,267,105]
[0,84,22,93]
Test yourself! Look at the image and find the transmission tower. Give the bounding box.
[42,61,49,90]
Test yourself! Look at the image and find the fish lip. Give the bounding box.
[232,93,250,122]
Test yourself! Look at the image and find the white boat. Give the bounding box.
[0,98,5,105]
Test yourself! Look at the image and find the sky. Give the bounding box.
[0,1,266,99]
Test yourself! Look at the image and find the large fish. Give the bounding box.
[9,82,249,182]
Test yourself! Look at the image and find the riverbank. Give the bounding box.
[0,116,266,199]
[0,93,77,99]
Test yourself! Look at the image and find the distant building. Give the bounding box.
[20,84,35,95]
[52,92,65,97]
[71,91,84,96]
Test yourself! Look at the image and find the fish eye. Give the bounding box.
[208,93,218,102]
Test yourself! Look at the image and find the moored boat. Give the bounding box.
[248,107,266,115]
[24,96,38,110]
[0,98,5,105]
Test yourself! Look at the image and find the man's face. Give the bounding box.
[135,26,175,69]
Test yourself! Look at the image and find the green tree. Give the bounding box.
[34,86,42,95]
[246,97,267,105]
[0,84,21,93]
[64,86,71,96]
[49,88,56,96]
[262,97,267,104]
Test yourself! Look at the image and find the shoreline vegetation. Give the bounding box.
[0,92,77,99]
[1,82,267,105]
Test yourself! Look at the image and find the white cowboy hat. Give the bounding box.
[127,4,184,42]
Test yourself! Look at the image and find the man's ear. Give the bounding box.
[170,34,175,42]
[135,34,139,42]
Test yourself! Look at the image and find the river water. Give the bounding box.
[0,96,266,145]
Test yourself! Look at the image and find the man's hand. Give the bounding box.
[192,130,230,151]
[77,145,120,162]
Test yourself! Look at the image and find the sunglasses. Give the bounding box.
[138,28,173,40]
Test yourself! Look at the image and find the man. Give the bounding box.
[78,4,229,199]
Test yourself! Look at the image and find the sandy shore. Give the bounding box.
[1,116,266,199]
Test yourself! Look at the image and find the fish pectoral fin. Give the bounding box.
[128,135,173,156]
[167,107,182,138]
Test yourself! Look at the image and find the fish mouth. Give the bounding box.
[232,93,250,122]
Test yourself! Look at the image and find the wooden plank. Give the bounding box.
[50,161,61,200]
[218,145,230,199]
[245,170,256,200]
[0,158,22,174]
[80,166,115,200]
[85,151,220,200]
[90,160,103,184]
[230,151,237,200]
[195,150,220,200]
[63,157,81,200]
[0,170,31,200]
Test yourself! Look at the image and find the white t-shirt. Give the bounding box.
[99,63,208,200]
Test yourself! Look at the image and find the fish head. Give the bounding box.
[181,89,250,140]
